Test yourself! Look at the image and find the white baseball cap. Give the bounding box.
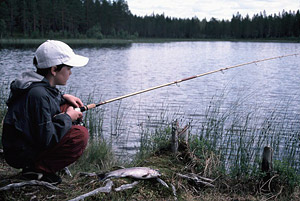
[34,40,89,69]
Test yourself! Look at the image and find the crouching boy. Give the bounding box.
[2,40,90,184]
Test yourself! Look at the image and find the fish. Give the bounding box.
[98,167,161,181]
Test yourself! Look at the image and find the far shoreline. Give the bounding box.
[0,37,299,47]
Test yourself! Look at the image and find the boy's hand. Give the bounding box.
[63,94,84,108]
[65,106,83,122]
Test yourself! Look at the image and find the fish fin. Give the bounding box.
[142,173,150,178]
[112,166,125,170]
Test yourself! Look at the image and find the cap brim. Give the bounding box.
[64,54,89,67]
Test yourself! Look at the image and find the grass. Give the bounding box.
[0,83,300,200]
[0,83,9,149]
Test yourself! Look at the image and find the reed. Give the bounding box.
[0,83,9,148]
[70,102,116,172]
[67,90,118,172]
[132,89,300,193]
[135,102,176,161]
[82,94,105,140]
[70,138,115,172]
[192,92,300,184]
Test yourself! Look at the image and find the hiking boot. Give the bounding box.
[40,172,62,185]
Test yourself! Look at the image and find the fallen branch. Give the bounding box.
[177,173,215,188]
[68,180,113,201]
[62,167,73,178]
[114,181,140,192]
[264,185,284,201]
[171,184,178,201]
[0,180,60,191]
[156,178,169,188]
[189,173,214,183]
[260,174,279,193]
[79,172,97,177]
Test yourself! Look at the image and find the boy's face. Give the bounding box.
[53,66,72,85]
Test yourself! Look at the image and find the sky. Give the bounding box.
[126,0,300,20]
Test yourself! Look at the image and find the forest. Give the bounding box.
[0,0,299,39]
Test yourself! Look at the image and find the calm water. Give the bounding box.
[1,41,300,159]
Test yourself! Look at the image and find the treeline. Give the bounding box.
[0,0,299,39]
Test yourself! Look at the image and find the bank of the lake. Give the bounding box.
[0,134,300,200]
[0,37,300,47]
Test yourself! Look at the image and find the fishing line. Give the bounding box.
[75,53,299,112]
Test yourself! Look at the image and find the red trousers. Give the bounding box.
[34,105,89,173]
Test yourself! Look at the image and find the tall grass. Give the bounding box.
[71,138,116,172]
[191,92,300,184]
[132,89,300,191]
[134,102,180,162]
[0,83,9,149]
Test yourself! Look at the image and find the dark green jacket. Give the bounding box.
[2,71,72,169]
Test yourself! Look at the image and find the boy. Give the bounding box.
[2,40,89,184]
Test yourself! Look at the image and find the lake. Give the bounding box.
[1,41,300,162]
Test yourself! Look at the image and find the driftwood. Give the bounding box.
[79,172,97,177]
[177,173,215,188]
[260,146,274,192]
[171,120,190,154]
[262,146,272,173]
[0,180,60,191]
[178,124,189,144]
[68,180,113,201]
[62,167,73,178]
[171,120,179,154]
[171,184,178,201]
[156,178,169,188]
[171,122,200,174]
[114,181,140,192]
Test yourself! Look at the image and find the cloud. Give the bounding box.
[127,0,299,20]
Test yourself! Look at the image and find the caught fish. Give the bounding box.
[98,167,161,181]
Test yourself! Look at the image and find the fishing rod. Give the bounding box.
[75,53,299,112]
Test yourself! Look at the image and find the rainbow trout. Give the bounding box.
[98,167,161,181]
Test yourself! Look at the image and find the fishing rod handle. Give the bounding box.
[74,104,96,112]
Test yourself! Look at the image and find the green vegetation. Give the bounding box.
[0,0,299,40]
[0,38,134,46]
[0,83,9,149]
[0,83,299,200]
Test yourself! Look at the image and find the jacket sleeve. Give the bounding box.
[28,92,72,150]
[59,92,67,105]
